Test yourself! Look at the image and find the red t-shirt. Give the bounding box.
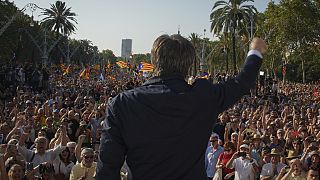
[218,152,235,174]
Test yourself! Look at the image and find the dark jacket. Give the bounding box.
[96,54,262,180]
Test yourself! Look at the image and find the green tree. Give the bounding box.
[189,33,201,76]
[99,49,116,64]
[210,0,257,73]
[132,53,151,65]
[262,0,320,82]
[41,1,77,37]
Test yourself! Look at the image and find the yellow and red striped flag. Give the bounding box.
[116,60,129,68]
[139,62,153,72]
[79,67,90,79]
[63,65,72,75]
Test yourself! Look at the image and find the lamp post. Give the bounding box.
[200,29,206,73]
[0,3,44,37]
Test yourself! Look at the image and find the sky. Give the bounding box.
[12,0,278,56]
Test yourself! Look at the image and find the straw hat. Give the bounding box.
[252,134,261,140]
[270,148,280,156]
[286,150,300,160]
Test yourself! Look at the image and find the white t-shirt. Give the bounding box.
[231,157,257,180]
[260,162,287,180]
[53,158,75,178]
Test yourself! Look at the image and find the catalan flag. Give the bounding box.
[93,64,100,71]
[63,65,72,75]
[60,64,66,71]
[139,62,153,72]
[116,61,129,68]
[80,67,90,79]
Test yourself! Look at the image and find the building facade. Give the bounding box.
[121,39,132,60]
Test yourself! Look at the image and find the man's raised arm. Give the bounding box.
[214,38,267,113]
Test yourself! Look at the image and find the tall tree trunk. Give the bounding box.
[193,56,197,76]
[302,58,305,83]
[232,32,237,74]
[225,46,229,73]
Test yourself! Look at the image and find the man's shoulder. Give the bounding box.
[277,163,286,168]
[217,146,224,151]
[262,163,272,168]
[72,162,82,169]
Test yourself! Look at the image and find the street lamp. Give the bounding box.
[0,3,44,37]
[200,29,206,73]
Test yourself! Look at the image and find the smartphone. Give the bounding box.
[238,152,246,157]
[26,162,33,171]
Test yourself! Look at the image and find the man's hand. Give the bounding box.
[78,135,86,143]
[250,38,267,54]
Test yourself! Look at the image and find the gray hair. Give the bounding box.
[67,141,76,148]
[81,148,94,156]
[151,34,195,77]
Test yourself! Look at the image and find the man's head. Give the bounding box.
[307,169,319,180]
[209,133,219,146]
[151,34,195,77]
[277,129,284,139]
[289,159,303,176]
[67,142,76,154]
[231,132,238,142]
[239,144,250,154]
[270,148,280,164]
[81,148,94,167]
[310,151,320,164]
[35,137,48,154]
[8,164,24,180]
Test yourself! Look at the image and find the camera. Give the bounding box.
[26,162,33,171]
[238,152,246,157]
[39,164,55,174]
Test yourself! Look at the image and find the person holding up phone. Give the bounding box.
[260,148,286,180]
[226,144,259,180]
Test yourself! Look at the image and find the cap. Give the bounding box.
[80,121,87,126]
[309,151,319,157]
[53,109,59,113]
[26,100,32,104]
[231,132,238,136]
[240,144,249,149]
[67,142,76,148]
[211,133,219,139]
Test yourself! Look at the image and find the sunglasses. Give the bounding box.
[84,156,94,159]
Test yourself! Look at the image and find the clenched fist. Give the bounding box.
[250,38,267,54]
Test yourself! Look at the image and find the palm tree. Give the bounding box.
[41,1,77,37]
[189,33,201,76]
[210,0,257,74]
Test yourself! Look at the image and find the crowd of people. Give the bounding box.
[207,81,320,179]
[0,63,141,180]
[0,57,319,180]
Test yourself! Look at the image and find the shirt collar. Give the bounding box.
[80,162,95,169]
[143,74,185,86]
